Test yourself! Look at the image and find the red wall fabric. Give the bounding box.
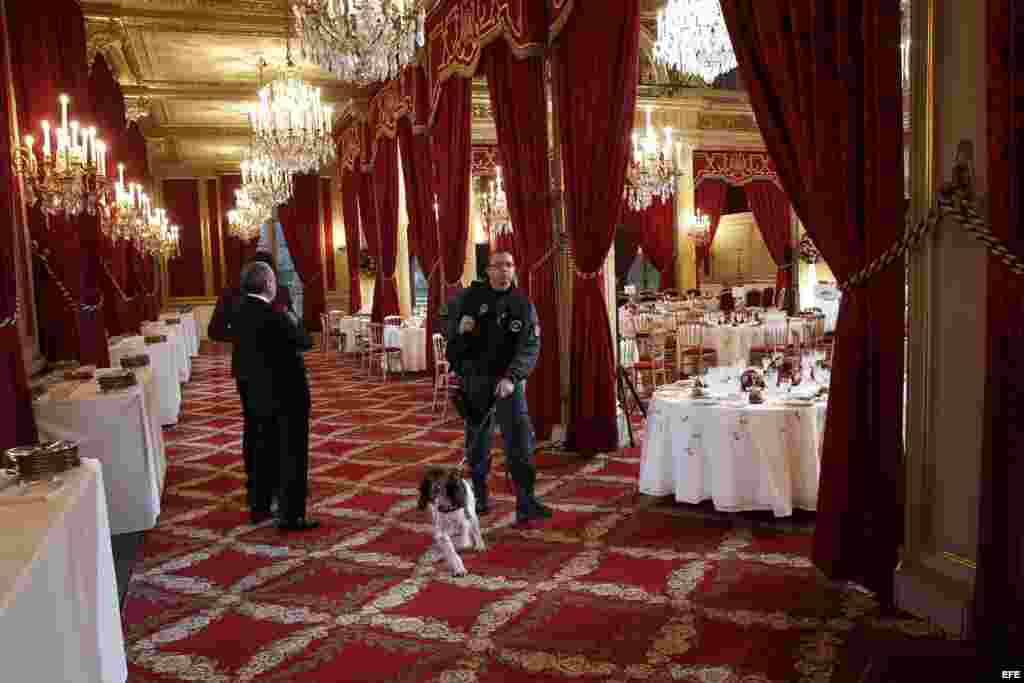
[208,179,222,293]
[556,0,641,452]
[164,179,205,298]
[723,0,905,602]
[693,179,729,289]
[321,178,336,291]
[973,0,1024,654]
[219,174,257,289]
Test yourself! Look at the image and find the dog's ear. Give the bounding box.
[417,474,433,511]
[446,473,466,509]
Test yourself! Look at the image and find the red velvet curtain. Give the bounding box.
[430,78,473,302]
[339,169,363,314]
[76,212,110,367]
[483,40,562,439]
[723,0,905,602]
[617,208,644,284]
[278,173,326,330]
[744,181,792,293]
[357,170,381,317]
[639,195,677,291]
[556,0,640,451]
[321,178,336,291]
[693,179,729,289]
[371,137,401,322]
[164,179,204,298]
[0,0,38,451]
[973,0,1024,653]
[397,117,440,367]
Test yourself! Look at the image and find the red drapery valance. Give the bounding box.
[744,180,792,294]
[693,149,783,190]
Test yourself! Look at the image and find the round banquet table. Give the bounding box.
[703,319,813,367]
[639,383,827,517]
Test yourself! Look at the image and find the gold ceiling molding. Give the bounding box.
[82,1,289,36]
[125,96,154,123]
[697,112,759,132]
[86,17,128,67]
[120,79,354,102]
[147,124,252,138]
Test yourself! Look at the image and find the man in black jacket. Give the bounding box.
[231,261,319,531]
[446,251,551,526]
[208,252,294,509]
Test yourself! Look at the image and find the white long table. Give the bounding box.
[639,383,827,517]
[109,335,181,425]
[161,311,199,357]
[142,321,190,382]
[0,459,128,682]
[33,370,167,534]
[384,325,427,372]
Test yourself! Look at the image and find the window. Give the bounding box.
[274,222,303,321]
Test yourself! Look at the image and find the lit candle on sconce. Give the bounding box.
[59,94,69,131]
[87,127,96,165]
[433,195,439,223]
[117,163,125,188]
[23,135,35,165]
[96,141,106,176]
[41,121,51,159]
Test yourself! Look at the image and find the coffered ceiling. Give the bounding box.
[81,0,718,177]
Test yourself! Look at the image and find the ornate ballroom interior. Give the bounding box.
[0,1,1020,681]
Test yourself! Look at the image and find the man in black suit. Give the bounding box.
[208,252,294,511]
[232,260,319,531]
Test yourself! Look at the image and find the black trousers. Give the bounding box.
[238,378,281,513]
[274,408,310,522]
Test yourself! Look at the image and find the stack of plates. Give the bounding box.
[97,369,137,392]
[164,317,181,325]
[144,334,167,344]
[64,365,95,381]
[4,441,79,483]
[120,354,150,369]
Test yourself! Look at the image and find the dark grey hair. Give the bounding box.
[241,261,274,295]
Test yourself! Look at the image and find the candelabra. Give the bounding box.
[624,106,679,212]
[108,163,151,242]
[14,95,110,219]
[227,187,269,242]
[479,165,512,238]
[241,151,293,208]
[684,209,712,245]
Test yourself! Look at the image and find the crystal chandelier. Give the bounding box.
[624,106,679,212]
[654,0,737,84]
[684,209,711,245]
[241,150,294,208]
[291,0,425,85]
[14,94,111,219]
[479,166,512,239]
[227,188,270,242]
[249,52,335,174]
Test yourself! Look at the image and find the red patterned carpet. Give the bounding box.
[122,348,944,682]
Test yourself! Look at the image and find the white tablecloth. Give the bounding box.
[338,316,363,352]
[33,370,167,535]
[704,319,812,367]
[161,311,199,357]
[639,385,827,517]
[384,325,427,372]
[142,322,190,382]
[109,336,181,425]
[0,459,128,682]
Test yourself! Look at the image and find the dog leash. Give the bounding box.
[460,401,497,470]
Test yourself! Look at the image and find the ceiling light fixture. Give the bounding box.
[653,0,737,85]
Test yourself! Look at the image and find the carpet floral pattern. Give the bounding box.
[122,349,943,682]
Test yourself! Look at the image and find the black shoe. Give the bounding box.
[278,517,321,532]
[528,501,553,519]
[250,509,273,524]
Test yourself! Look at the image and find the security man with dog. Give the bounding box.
[446,250,552,527]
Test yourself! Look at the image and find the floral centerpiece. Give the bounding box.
[358,249,377,276]
[798,234,821,264]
